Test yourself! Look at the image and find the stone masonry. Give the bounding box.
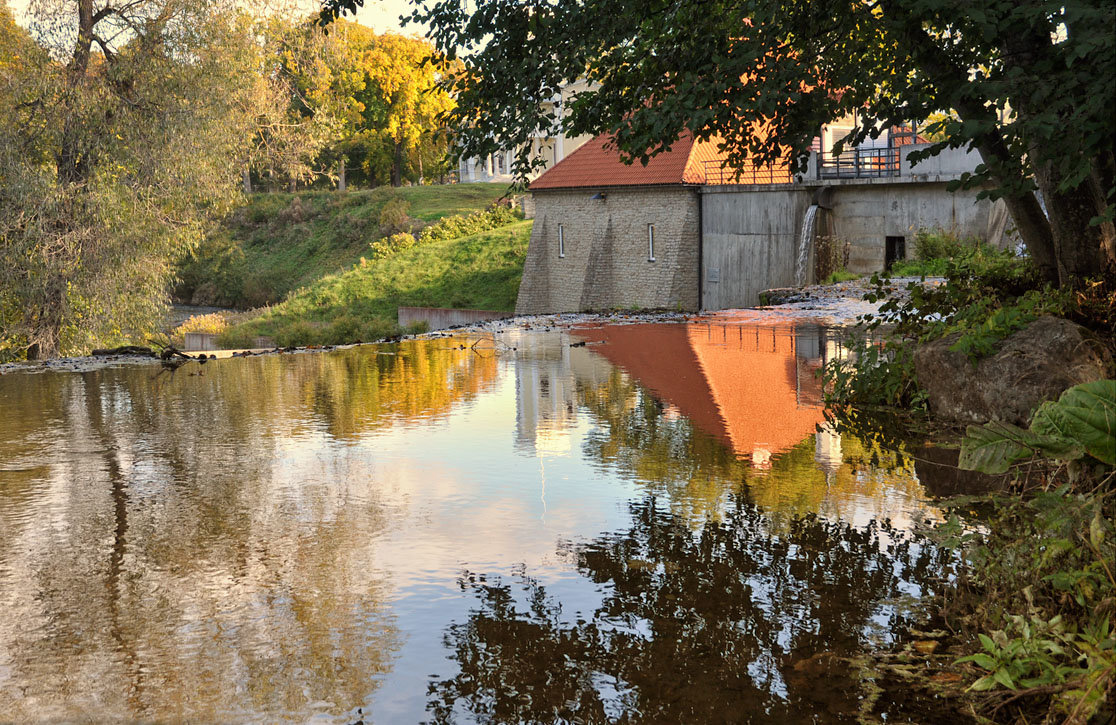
[515,187,701,314]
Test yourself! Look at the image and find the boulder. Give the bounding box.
[914,316,1113,426]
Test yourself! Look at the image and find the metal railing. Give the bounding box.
[817,147,900,179]
[702,160,792,185]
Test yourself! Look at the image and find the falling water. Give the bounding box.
[794,204,819,287]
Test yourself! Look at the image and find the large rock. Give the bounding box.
[914,315,1114,426]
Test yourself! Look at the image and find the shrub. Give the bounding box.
[378,196,413,237]
[417,203,520,245]
[216,326,258,350]
[370,232,417,259]
[274,320,322,347]
[814,235,851,282]
[277,196,307,225]
[825,244,1050,408]
[913,227,968,260]
[172,312,228,344]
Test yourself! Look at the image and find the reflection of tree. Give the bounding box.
[429,495,954,723]
[578,370,931,526]
[0,346,474,719]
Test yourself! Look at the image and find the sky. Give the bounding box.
[7,0,422,35]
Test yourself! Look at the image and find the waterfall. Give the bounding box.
[794,204,819,287]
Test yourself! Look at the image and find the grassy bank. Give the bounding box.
[218,219,533,348]
[177,184,510,309]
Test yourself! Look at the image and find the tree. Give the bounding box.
[0,0,288,359]
[358,32,455,186]
[345,0,1115,287]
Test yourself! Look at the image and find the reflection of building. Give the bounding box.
[569,321,844,465]
[504,329,613,453]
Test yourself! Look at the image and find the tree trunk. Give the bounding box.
[1033,160,1116,286]
[338,157,346,192]
[888,13,1060,283]
[391,140,403,187]
[57,0,96,185]
[242,165,252,194]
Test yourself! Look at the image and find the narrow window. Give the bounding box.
[558,224,565,258]
[647,224,656,261]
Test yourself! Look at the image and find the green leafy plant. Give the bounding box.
[417,202,519,245]
[941,487,1116,723]
[370,231,417,259]
[378,196,413,237]
[959,380,1116,474]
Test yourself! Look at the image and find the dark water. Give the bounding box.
[0,320,957,722]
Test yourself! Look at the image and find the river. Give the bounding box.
[0,317,962,722]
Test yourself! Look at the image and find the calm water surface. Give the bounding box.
[0,320,956,722]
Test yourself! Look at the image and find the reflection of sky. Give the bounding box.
[0,328,950,722]
[354,369,638,721]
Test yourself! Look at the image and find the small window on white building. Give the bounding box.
[558,224,565,258]
[647,224,656,262]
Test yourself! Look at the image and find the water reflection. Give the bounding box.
[430,496,951,724]
[0,323,947,722]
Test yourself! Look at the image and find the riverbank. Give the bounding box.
[176,184,512,310]
[0,284,889,376]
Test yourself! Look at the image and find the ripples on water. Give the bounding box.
[0,321,957,722]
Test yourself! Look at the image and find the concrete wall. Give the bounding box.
[700,179,1001,308]
[515,187,701,314]
[700,186,812,310]
[397,306,513,331]
[826,182,994,272]
[901,143,983,178]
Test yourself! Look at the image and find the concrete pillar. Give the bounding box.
[555,134,564,163]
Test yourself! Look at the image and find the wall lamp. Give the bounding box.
[590,192,607,201]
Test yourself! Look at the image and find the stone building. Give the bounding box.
[515,133,725,313]
[517,124,1013,313]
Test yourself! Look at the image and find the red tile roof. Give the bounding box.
[529,132,729,190]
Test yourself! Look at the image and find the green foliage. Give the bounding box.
[940,487,1116,722]
[222,219,532,346]
[417,203,521,245]
[913,228,968,262]
[176,184,509,309]
[960,381,1116,473]
[370,232,418,259]
[0,4,279,359]
[824,337,926,410]
[863,245,1059,360]
[378,196,414,236]
[889,229,979,277]
[820,268,859,285]
[825,240,1047,408]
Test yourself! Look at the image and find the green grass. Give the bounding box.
[219,220,533,347]
[820,268,860,285]
[177,184,511,308]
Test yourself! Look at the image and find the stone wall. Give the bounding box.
[515,187,701,314]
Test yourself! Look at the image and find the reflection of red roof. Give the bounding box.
[572,322,825,459]
[529,132,727,190]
